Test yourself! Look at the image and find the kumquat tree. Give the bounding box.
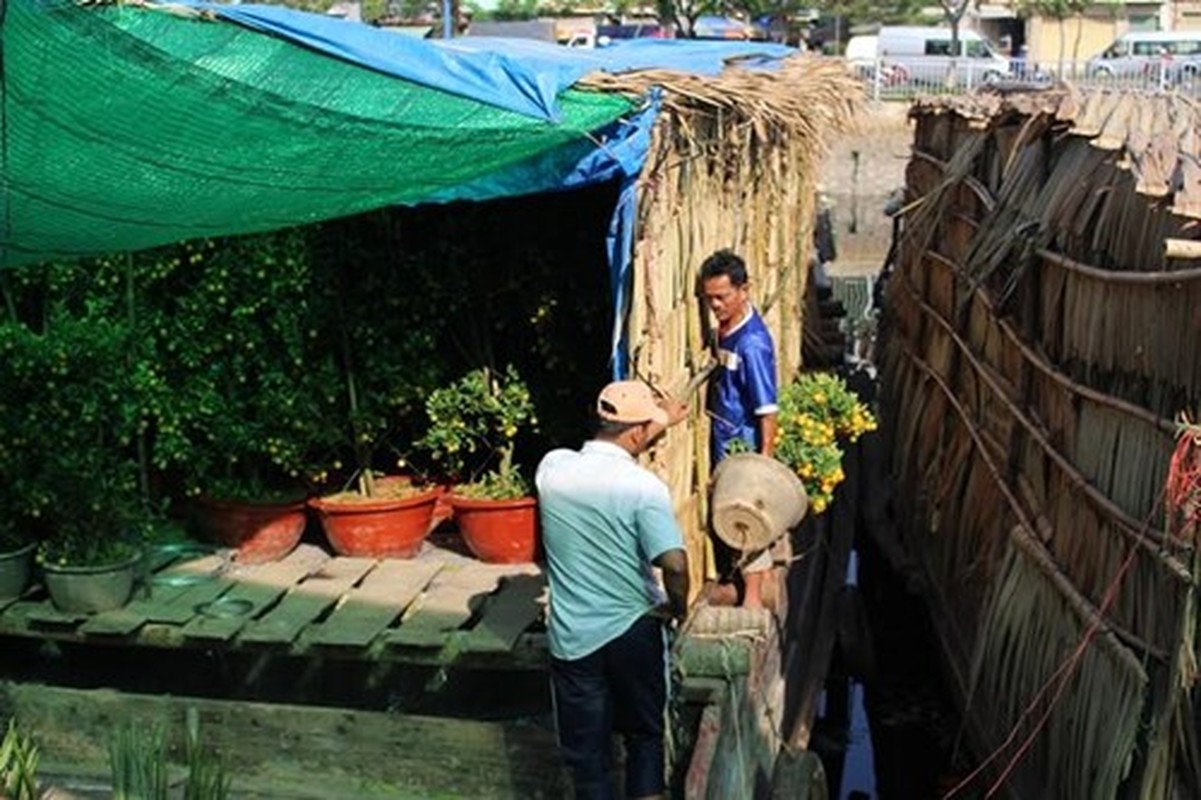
[773,372,876,514]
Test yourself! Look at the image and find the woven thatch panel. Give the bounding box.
[969,530,1147,800]
[912,88,1201,223]
[591,57,861,590]
[896,270,1186,654]
[1073,403,1174,525]
[1034,252,1201,416]
[1043,472,1188,658]
[883,86,1201,796]
[926,250,957,323]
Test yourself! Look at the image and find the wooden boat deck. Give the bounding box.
[0,541,549,670]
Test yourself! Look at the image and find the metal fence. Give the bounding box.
[846,57,1201,100]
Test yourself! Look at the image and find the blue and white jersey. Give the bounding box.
[708,307,779,463]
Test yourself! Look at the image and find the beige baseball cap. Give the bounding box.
[597,381,669,426]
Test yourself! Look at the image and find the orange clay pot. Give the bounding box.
[448,495,539,564]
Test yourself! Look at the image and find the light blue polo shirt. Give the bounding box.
[536,440,685,661]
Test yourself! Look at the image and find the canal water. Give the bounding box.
[809,530,967,800]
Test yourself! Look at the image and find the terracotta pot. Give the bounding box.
[310,487,440,558]
[449,495,539,564]
[432,487,455,528]
[375,476,454,529]
[192,497,307,565]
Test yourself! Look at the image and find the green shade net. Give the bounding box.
[0,0,633,268]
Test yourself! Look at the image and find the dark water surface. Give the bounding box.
[811,535,966,800]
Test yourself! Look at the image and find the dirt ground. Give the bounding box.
[819,102,914,277]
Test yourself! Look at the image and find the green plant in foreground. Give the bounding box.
[1,718,40,800]
[109,711,229,800]
[110,723,169,800]
[183,707,229,800]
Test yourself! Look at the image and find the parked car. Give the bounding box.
[845,34,907,86]
[875,26,1010,86]
[693,14,752,40]
[1086,31,1201,79]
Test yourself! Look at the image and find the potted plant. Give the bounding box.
[0,300,157,613]
[29,440,158,615]
[415,366,539,564]
[139,233,345,564]
[0,518,36,603]
[305,238,450,559]
[771,372,877,515]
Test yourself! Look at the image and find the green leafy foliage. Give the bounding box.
[0,520,26,553]
[308,217,449,493]
[140,233,343,501]
[0,718,40,800]
[110,723,170,800]
[772,372,876,514]
[109,712,230,800]
[0,299,155,558]
[0,188,615,544]
[416,366,536,498]
[184,708,230,800]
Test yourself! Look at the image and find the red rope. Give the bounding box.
[1166,428,1201,536]
[942,426,1201,798]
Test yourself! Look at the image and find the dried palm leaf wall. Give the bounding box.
[581,58,861,590]
[881,87,1201,798]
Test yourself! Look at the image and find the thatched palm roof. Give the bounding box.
[580,56,863,151]
[910,86,1201,218]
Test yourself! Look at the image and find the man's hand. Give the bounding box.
[649,603,682,624]
[657,397,690,427]
[652,548,690,623]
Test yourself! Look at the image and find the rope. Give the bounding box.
[722,641,748,795]
[666,614,772,794]
[1166,417,1201,537]
[941,424,1201,798]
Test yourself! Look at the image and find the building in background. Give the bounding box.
[968,0,1170,71]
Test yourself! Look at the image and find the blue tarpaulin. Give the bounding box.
[178,2,799,375]
[38,0,799,374]
[185,2,797,121]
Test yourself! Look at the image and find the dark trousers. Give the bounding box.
[550,615,668,800]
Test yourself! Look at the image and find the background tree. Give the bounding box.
[939,0,971,83]
[656,0,717,38]
[810,0,928,53]
[492,0,541,20]
[1019,0,1095,73]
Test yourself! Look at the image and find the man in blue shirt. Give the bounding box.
[701,249,780,609]
[537,380,690,800]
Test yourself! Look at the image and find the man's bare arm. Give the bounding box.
[759,412,779,458]
[653,548,691,621]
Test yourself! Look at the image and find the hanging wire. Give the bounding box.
[941,423,1201,799]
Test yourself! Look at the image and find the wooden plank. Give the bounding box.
[459,573,547,654]
[19,600,89,628]
[305,559,443,648]
[80,554,230,635]
[239,557,375,645]
[181,546,329,642]
[3,682,569,799]
[385,563,520,649]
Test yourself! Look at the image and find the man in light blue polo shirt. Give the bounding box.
[536,380,690,800]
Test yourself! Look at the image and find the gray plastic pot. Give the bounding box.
[0,541,36,601]
[42,552,142,614]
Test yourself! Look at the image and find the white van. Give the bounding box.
[873,26,1010,85]
[1086,31,1201,78]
